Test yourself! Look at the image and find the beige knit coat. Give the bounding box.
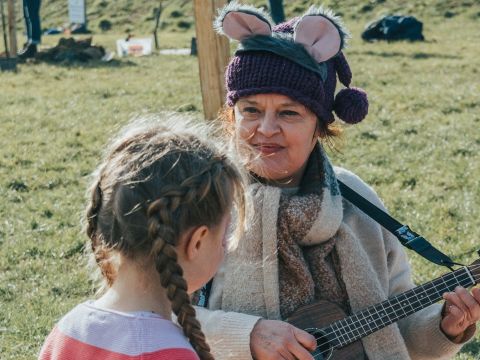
[196,167,468,360]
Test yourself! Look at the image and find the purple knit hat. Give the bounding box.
[215,3,368,125]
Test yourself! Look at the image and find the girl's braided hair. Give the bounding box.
[85,116,246,360]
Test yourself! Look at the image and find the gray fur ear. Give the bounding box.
[214,2,273,41]
[294,6,349,62]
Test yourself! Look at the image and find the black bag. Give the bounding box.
[362,15,425,42]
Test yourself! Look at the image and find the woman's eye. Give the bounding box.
[280,110,300,117]
[243,107,259,114]
[241,107,261,119]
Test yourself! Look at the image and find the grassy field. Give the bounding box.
[8,0,480,34]
[1,1,480,359]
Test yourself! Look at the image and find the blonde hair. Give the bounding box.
[85,115,245,360]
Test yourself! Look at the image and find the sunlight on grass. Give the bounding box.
[1,4,480,359]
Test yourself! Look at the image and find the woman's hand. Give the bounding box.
[250,319,316,360]
[441,286,480,343]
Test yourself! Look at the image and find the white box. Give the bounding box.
[116,38,153,57]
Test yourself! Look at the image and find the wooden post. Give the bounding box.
[193,0,230,120]
[7,0,17,56]
[153,0,163,50]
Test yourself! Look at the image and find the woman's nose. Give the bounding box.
[257,111,280,137]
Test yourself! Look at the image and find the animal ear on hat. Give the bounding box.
[214,3,273,41]
[294,15,342,62]
[293,7,348,63]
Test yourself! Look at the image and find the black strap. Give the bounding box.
[197,279,213,308]
[338,180,455,269]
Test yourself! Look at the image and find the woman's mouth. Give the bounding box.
[253,144,284,155]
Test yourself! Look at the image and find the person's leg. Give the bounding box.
[18,0,40,58]
[25,0,41,44]
[23,0,32,43]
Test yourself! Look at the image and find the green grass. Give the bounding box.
[1,2,480,359]
[7,0,480,34]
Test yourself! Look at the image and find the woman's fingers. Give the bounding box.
[285,340,316,360]
[277,348,295,360]
[444,287,480,322]
[250,319,315,360]
[441,286,480,339]
[286,327,317,359]
[472,287,480,302]
[457,287,480,321]
[443,293,468,322]
[293,327,317,352]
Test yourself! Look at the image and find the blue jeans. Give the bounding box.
[23,0,42,44]
[268,0,285,25]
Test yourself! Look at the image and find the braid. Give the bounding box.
[86,181,102,244]
[148,191,214,360]
[86,179,116,286]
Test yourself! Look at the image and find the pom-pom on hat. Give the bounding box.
[215,2,368,125]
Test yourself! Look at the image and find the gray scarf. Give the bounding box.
[274,144,350,318]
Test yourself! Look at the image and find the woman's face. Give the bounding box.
[234,94,319,187]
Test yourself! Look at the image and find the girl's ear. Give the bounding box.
[215,5,272,41]
[183,226,209,261]
[294,15,342,62]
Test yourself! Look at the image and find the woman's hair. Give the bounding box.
[85,115,245,360]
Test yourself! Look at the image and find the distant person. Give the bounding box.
[38,116,246,360]
[269,0,285,24]
[18,0,42,59]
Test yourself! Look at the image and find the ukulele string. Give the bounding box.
[309,265,479,351]
[312,266,479,344]
[310,265,480,346]
[311,279,477,356]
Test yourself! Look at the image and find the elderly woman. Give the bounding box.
[195,4,480,360]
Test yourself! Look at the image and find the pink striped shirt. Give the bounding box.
[39,301,200,360]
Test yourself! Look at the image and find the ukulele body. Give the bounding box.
[286,300,365,360]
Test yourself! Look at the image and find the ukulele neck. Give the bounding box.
[324,266,475,348]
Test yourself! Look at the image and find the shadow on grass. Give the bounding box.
[350,50,462,60]
[23,58,138,69]
[460,339,480,357]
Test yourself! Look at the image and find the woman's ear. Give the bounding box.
[215,4,273,41]
[314,121,322,140]
[182,225,210,261]
[294,15,342,62]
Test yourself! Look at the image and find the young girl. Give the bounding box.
[38,116,246,360]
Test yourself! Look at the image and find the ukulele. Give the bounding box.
[287,258,480,360]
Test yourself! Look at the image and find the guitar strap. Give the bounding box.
[196,279,213,308]
[338,180,456,270]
